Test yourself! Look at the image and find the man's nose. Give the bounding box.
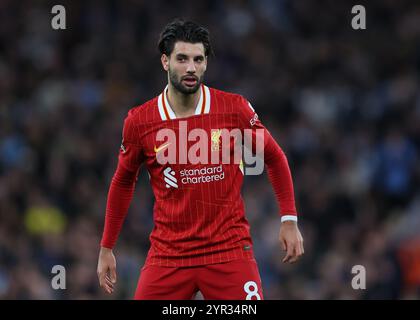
[186,60,196,73]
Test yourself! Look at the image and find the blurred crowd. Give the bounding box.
[0,0,419,299]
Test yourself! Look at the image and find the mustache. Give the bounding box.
[181,75,199,80]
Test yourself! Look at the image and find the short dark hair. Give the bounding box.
[158,19,213,57]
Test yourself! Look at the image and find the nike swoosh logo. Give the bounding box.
[154,142,171,153]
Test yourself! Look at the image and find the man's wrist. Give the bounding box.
[100,246,113,254]
[281,215,298,223]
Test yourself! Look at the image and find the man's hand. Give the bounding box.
[279,221,304,264]
[97,247,117,294]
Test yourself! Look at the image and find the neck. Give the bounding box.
[167,82,201,118]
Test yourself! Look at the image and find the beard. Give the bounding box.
[169,68,204,94]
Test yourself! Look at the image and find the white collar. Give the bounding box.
[157,84,211,120]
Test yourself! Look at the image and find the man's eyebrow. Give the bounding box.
[175,53,204,59]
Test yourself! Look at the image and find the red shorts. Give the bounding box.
[134,258,264,300]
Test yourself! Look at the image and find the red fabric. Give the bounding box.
[134,264,198,300]
[100,86,298,266]
[100,162,138,249]
[264,131,298,215]
[134,258,263,300]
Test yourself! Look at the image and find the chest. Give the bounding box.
[140,113,243,167]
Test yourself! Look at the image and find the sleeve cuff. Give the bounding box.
[281,215,298,223]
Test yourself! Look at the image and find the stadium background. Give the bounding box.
[0,0,419,299]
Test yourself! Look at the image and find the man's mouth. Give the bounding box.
[182,76,198,87]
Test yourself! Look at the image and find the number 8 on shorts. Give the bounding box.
[244,281,261,300]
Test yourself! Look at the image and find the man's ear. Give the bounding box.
[161,54,169,71]
[203,56,208,72]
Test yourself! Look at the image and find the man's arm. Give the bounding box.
[100,162,139,249]
[238,97,304,264]
[263,132,304,263]
[97,113,143,294]
[97,247,117,294]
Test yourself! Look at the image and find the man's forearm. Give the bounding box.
[100,162,138,248]
[263,131,297,221]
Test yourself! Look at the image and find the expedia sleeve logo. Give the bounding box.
[120,139,127,153]
[249,113,258,127]
[247,101,258,127]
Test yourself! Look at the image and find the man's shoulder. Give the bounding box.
[209,87,252,113]
[210,87,247,103]
[125,95,160,124]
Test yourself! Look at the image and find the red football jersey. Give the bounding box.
[101,84,297,267]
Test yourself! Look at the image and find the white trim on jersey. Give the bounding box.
[163,86,177,119]
[281,215,298,223]
[203,85,211,114]
[193,85,204,115]
[157,92,167,120]
[157,84,211,120]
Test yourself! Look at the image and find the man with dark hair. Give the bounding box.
[97,19,304,300]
